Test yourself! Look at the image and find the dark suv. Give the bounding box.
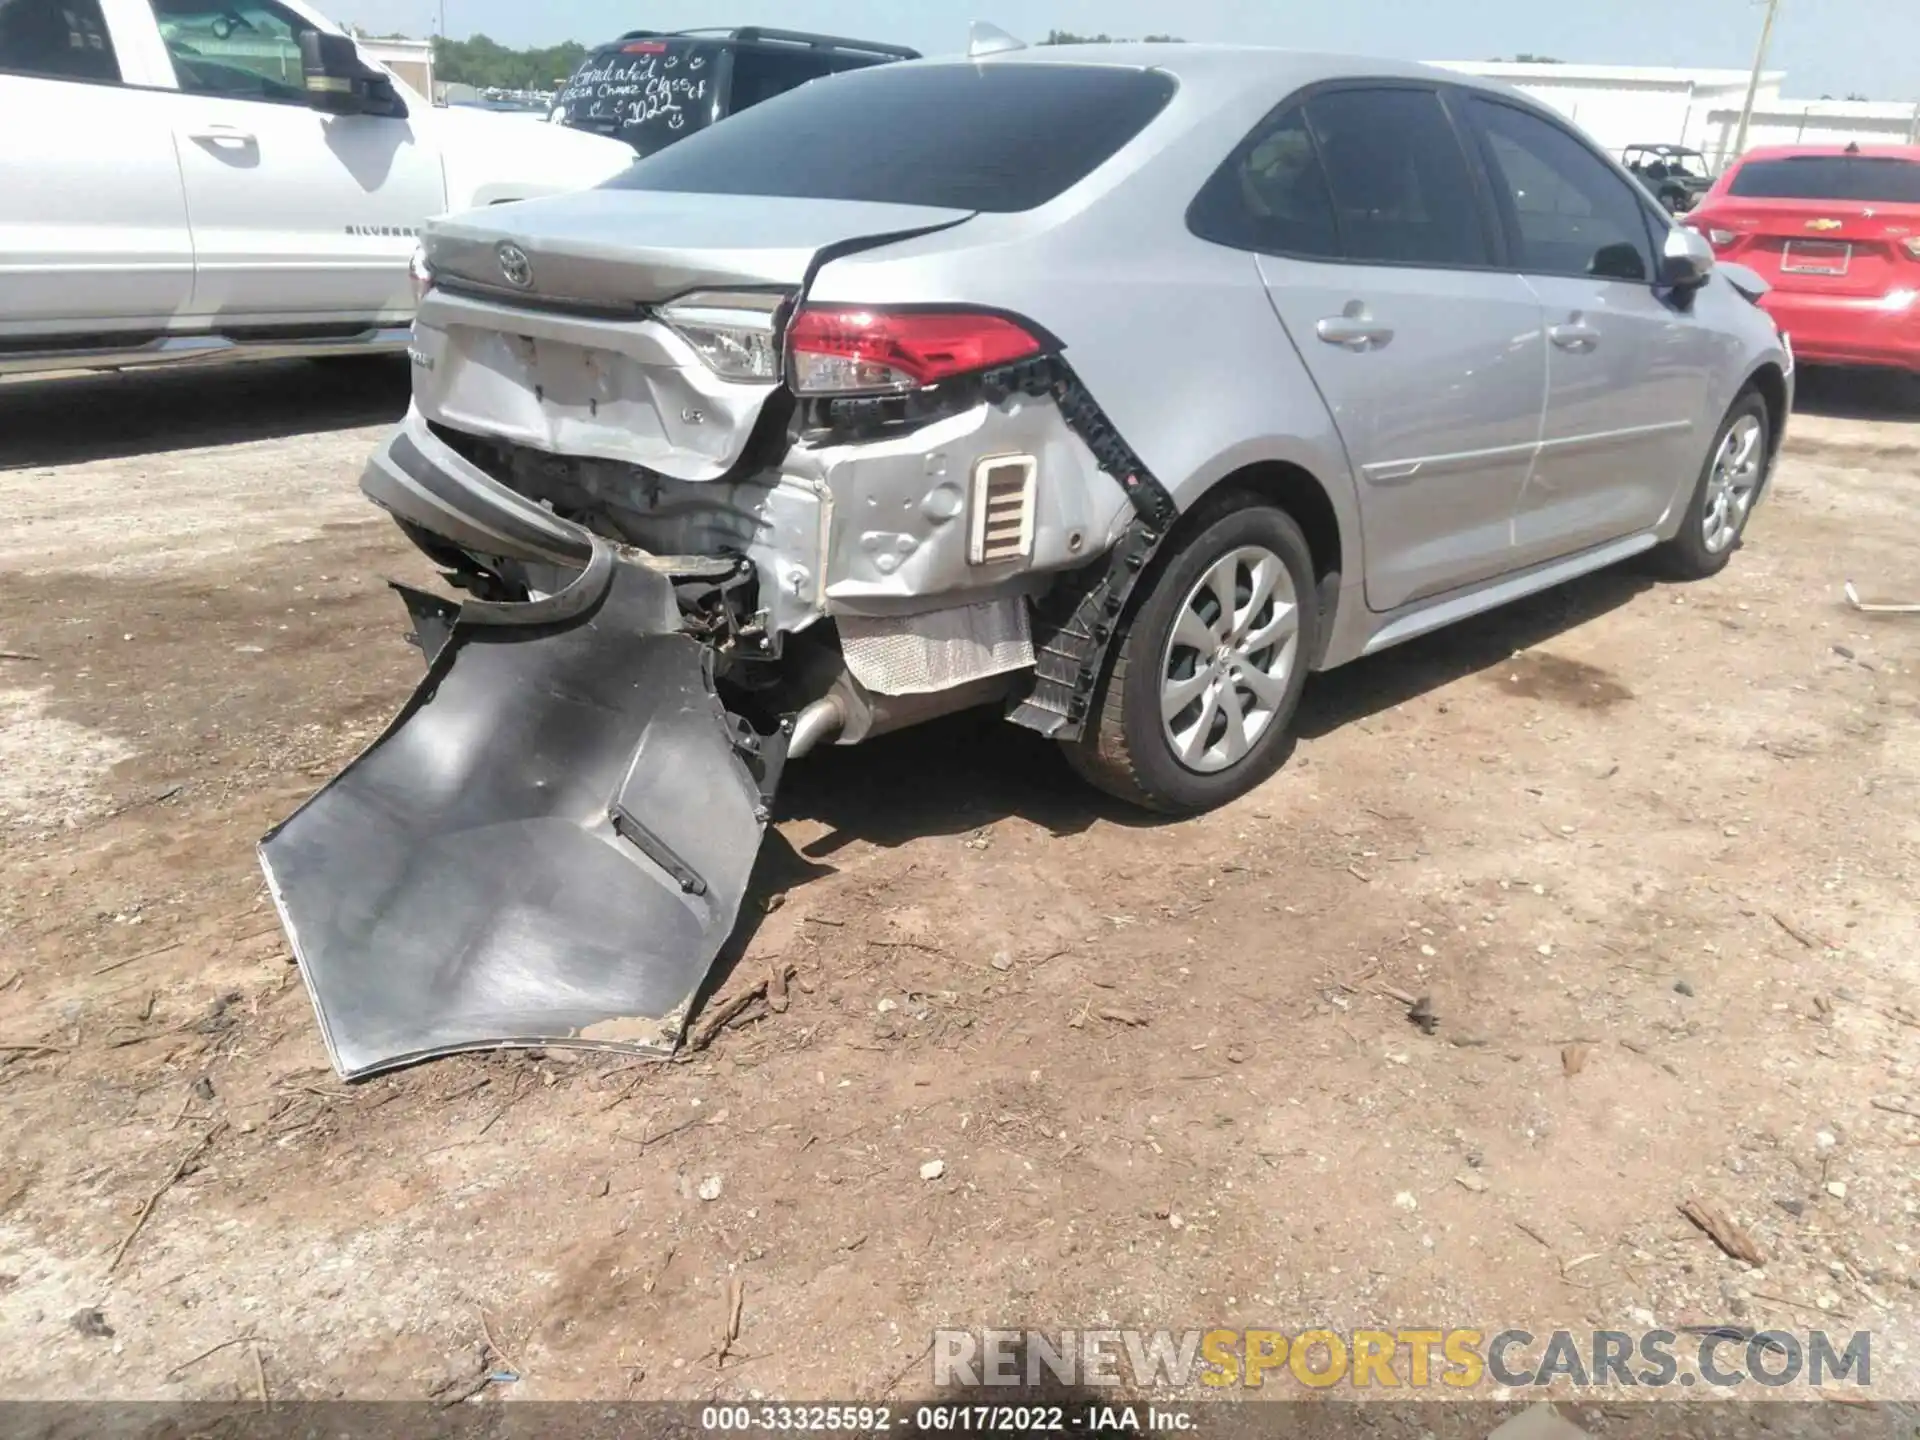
[551,26,920,156]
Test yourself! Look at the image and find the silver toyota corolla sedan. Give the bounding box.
[267,44,1794,1076]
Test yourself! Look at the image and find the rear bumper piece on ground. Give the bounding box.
[259,539,785,1080]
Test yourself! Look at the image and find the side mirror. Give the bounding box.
[1658,225,1715,291]
[299,30,406,118]
[1590,240,1647,282]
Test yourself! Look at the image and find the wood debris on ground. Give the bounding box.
[1679,1196,1765,1266]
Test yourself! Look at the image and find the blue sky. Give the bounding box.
[333,0,1916,101]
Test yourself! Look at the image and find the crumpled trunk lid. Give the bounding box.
[426,189,972,312]
[260,543,785,1079]
[414,191,972,482]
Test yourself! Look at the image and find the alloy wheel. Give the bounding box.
[1158,545,1301,774]
[1702,413,1766,554]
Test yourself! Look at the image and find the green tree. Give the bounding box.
[434,33,589,91]
[1040,29,1183,44]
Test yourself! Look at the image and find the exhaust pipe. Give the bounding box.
[786,694,847,759]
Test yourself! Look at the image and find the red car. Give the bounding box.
[1686,143,1920,373]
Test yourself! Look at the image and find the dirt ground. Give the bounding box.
[0,359,1916,1409]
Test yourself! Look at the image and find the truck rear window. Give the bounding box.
[604,62,1178,212]
[554,40,723,156]
[1728,156,1920,204]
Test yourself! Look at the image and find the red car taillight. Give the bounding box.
[1685,217,1738,249]
[787,306,1044,396]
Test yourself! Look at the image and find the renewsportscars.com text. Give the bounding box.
[932,1328,1871,1391]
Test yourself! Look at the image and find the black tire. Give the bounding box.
[1649,388,1772,581]
[1065,497,1319,814]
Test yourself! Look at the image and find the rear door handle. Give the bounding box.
[1549,322,1599,352]
[188,123,257,148]
[1316,316,1394,352]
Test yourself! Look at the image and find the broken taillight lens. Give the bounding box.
[660,291,787,382]
[787,307,1043,396]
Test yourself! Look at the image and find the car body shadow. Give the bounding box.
[0,357,409,469]
[775,705,1128,855]
[1790,364,1920,423]
[1296,564,1653,738]
[713,561,1652,1023]
[773,562,1656,857]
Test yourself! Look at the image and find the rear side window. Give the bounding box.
[1307,88,1489,267]
[727,46,869,113]
[1729,156,1920,204]
[1188,106,1341,258]
[0,0,121,82]
[554,40,722,156]
[605,63,1177,212]
[1189,87,1489,268]
[1468,98,1655,282]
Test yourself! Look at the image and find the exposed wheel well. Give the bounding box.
[1197,461,1344,588]
[1171,463,1346,667]
[1747,363,1790,459]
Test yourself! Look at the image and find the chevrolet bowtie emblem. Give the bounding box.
[1805,218,1844,231]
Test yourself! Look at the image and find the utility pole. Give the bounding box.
[430,0,445,106]
[1731,0,1782,160]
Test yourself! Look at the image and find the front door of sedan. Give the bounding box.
[1462,95,1714,567]
[1202,85,1549,614]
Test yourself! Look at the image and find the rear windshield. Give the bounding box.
[1728,156,1920,204]
[604,62,1178,212]
[553,39,723,156]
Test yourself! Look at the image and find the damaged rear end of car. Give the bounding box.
[263,57,1186,1078]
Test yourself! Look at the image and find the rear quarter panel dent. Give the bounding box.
[811,240,1362,573]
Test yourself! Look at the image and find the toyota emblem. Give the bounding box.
[495,241,534,289]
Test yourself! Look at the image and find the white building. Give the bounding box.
[1433,60,1920,165]
[1699,98,1920,162]
[353,34,436,100]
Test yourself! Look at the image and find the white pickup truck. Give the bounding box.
[0,0,634,375]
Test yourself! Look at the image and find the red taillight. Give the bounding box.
[1687,217,1738,249]
[787,306,1043,395]
[621,39,668,53]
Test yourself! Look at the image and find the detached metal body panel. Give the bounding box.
[261,544,781,1079]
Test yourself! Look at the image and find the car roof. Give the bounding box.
[1733,143,1920,162]
[602,27,920,60]
[938,42,1518,101]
